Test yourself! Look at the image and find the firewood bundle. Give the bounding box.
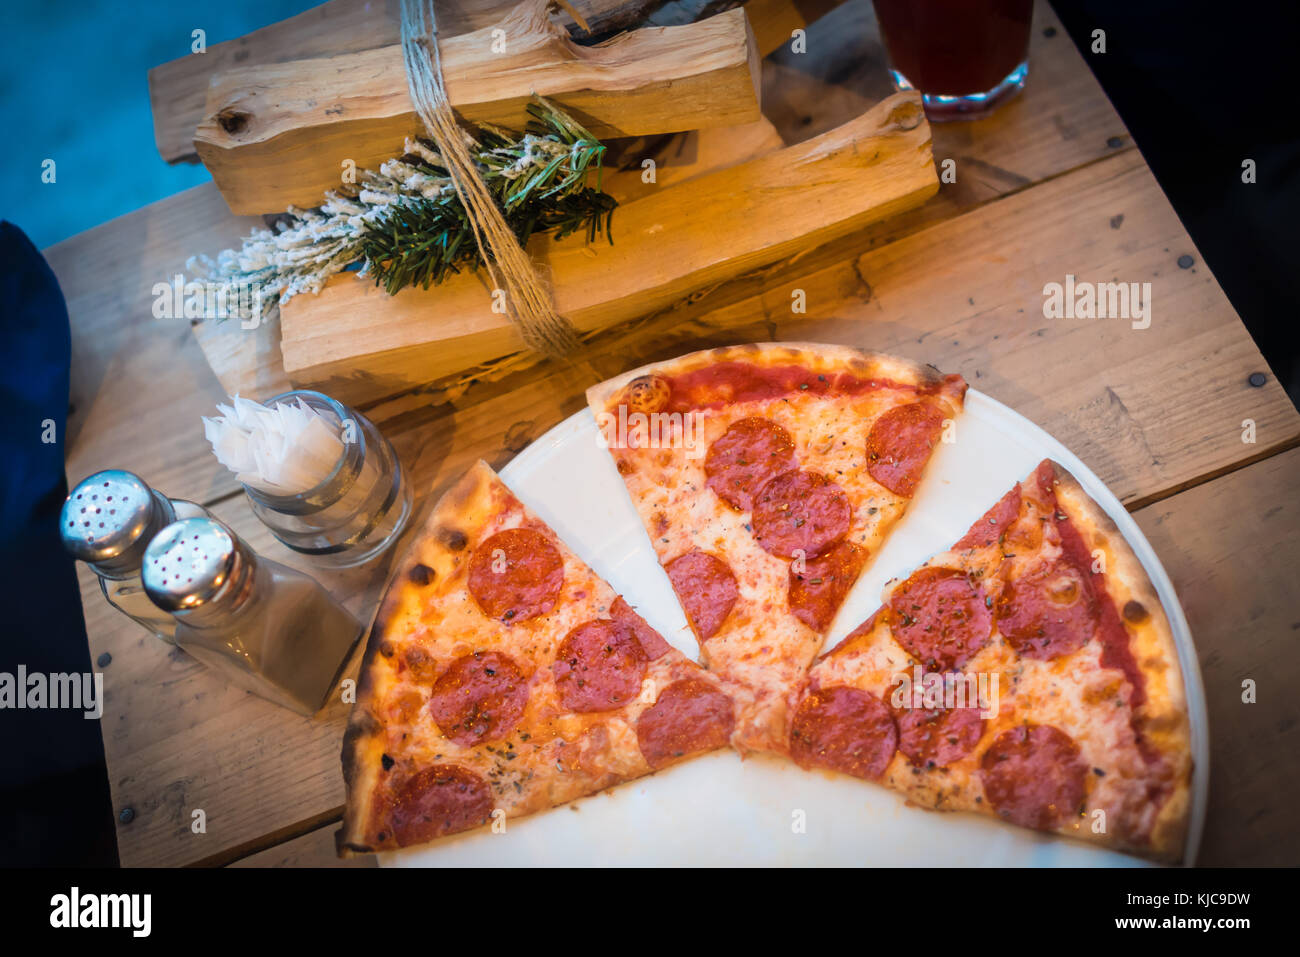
[155,0,939,407]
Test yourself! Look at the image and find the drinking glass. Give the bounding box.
[873,0,1034,121]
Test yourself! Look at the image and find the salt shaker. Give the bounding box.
[60,470,212,644]
[141,516,362,716]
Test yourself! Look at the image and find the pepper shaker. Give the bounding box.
[141,516,362,715]
[60,470,213,644]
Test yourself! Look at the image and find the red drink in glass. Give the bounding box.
[873,0,1034,121]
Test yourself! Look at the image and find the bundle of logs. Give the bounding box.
[154,0,939,407]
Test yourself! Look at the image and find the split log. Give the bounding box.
[149,0,843,165]
[193,6,762,214]
[275,93,936,405]
[189,117,786,400]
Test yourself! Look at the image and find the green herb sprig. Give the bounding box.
[188,97,618,319]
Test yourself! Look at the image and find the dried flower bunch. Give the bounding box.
[188,97,617,322]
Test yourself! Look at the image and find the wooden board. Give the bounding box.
[228,821,374,867]
[75,148,1299,866]
[149,0,842,164]
[1133,448,1300,866]
[194,5,763,214]
[276,92,938,404]
[52,0,1300,866]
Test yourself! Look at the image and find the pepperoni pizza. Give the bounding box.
[586,343,967,755]
[791,460,1192,859]
[337,461,735,855]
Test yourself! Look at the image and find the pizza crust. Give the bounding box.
[586,341,958,412]
[1049,462,1193,861]
[337,462,499,856]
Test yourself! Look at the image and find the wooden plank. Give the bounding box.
[228,821,375,867]
[276,93,937,404]
[85,494,392,868]
[1132,448,1300,866]
[194,6,763,214]
[48,189,266,507]
[150,0,840,166]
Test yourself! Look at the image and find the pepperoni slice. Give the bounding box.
[704,417,797,512]
[894,705,985,768]
[552,619,649,713]
[751,470,851,559]
[954,486,1022,550]
[610,596,672,660]
[467,527,564,624]
[636,678,734,770]
[665,551,739,641]
[865,402,946,497]
[383,765,493,846]
[888,566,992,671]
[995,559,1097,660]
[427,651,530,746]
[788,540,867,633]
[789,686,898,780]
[979,725,1088,830]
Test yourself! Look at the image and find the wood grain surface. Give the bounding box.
[50,0,1299,866]
[194,6,763,213]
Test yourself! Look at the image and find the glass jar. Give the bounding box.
[241,390,412,568]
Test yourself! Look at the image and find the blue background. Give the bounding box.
[0,0,314,250]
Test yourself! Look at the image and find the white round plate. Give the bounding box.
[384,389,1209,867]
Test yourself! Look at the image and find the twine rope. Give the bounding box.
[399,0,578,356]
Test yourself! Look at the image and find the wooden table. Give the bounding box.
[48,0,1300,867]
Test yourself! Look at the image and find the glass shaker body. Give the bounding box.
[242,390,411,568]
[142,517,362,716]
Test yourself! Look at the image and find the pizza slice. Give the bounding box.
[790,459,1193,860]
[337,461,735,856]
[586,343,967,755]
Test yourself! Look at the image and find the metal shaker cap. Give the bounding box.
[142,517,241,613]
[60,470,175,577]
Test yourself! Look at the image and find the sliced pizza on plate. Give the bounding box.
[337,461,735,856]
[790,459,1193,860]
[586,343,967,755]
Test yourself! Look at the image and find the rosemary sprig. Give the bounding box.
[361,99,616,294]
[187,96,618,320]
[360,187,617,295]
